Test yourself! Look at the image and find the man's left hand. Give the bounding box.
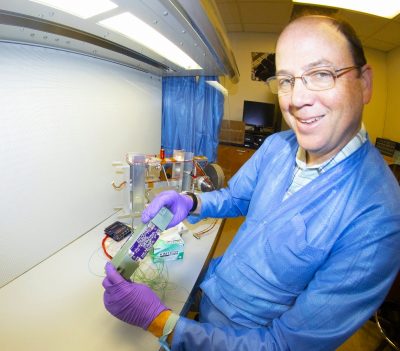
[102,262,169,329]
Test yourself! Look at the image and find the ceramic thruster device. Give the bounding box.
[111,207,174,281]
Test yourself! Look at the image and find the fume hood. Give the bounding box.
[0,0,239,82]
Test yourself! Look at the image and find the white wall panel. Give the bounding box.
[0,42,162,287]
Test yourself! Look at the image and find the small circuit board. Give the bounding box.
[111,207,173,281]
[104,221,131,241]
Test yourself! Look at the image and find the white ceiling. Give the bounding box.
[215,0,400,52]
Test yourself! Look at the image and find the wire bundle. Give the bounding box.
[132,258,171,299]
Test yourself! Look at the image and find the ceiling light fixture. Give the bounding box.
[292,0,400,19]
[29,0,118,19]
[98,12,202,70]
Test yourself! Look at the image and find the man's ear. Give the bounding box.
[360,64,373,104]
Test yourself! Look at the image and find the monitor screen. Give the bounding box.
[242,100,275,130]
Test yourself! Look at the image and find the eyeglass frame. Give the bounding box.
[266,65,361,95]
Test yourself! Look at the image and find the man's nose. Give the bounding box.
[290,77,314,107]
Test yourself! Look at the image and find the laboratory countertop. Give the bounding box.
[0,213,224,351]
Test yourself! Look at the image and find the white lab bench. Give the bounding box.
[0,214,224,351]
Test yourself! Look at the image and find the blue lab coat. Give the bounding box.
[172,130,400,351]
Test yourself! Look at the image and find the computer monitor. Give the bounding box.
[242,100,275,132]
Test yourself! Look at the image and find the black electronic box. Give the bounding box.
[104,221,131,241]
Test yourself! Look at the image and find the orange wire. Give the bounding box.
[193,220,218,239]
[102,234,113,259]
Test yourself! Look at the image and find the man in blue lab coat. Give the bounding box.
[102,14,400,350]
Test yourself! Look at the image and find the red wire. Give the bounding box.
[102,234,113,259]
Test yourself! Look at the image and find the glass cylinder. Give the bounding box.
[182,151,194,192]
[128,153,146,222]
[172,149,185,191]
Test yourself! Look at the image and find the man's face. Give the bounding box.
[276,18,372,165]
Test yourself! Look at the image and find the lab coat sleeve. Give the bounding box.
[171,213,400,351]
[197,139,273,220]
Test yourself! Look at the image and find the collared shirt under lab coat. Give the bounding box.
[171,130,400,351]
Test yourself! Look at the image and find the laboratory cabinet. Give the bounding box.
[217,144,256,184]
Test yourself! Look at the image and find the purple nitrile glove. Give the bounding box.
[141,190,193,229]
[102,262,168,329]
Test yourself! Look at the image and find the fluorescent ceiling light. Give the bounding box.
[206,81,228,96]
[99,12,202,70]
[29,0,118,19]
[292,0,400,18]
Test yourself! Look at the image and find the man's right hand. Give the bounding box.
[141,190,193,229]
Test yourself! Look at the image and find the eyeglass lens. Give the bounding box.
[268,68,335,94]
[267,66,358,95]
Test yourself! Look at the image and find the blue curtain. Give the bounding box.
[161,76,224,162]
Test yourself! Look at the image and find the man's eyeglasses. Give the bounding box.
[266,66,360,95]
